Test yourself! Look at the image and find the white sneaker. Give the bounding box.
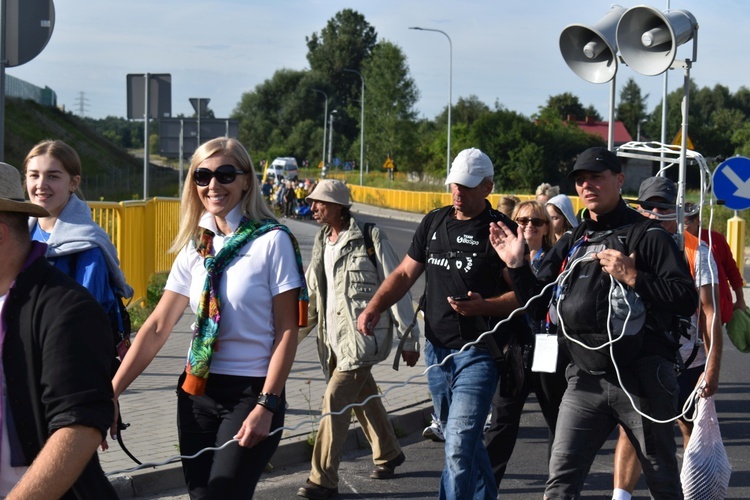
[422,414,445,442]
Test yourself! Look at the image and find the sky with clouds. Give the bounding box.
[8,0,749,123]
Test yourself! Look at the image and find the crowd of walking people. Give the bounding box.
[0,137,739,499]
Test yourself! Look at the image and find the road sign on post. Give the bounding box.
[126,74,171,119]
[0,0,55,160]
[126,73,171,199]
[712,156,750,211]
[158,118,239,158]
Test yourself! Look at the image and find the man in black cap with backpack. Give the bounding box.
[490,147,697,499]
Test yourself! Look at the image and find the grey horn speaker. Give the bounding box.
[616,6,697,76]
[559,5,626,83]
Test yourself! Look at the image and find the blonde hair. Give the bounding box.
[512,200,553,251]
[535,182,559,198]
[169,137,276,253]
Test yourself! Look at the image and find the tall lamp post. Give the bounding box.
[343,69,365,186]
[410,26,452,191]
[311,89,328,169]
[328,110,337,170]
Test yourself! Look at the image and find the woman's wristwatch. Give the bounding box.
[256,392,280,413]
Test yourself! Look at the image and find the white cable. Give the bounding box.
[107,278,564,477]
[111,143,723,472]
[106,438,238,477]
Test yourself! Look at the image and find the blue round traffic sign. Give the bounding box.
[713,156,750,211]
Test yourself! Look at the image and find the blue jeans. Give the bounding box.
[425,340,499,500]
[546,355,681,500]
[424,340,452,426]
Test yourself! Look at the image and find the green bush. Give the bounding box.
[130,272,169,331]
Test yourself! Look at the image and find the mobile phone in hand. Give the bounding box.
[451,295,471,301]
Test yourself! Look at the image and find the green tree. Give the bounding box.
[232,68,310,158]
[583,105,603,122]
[360,40,419,174]
[539,92,587,120]
[616,78,649,140]
[306,9,377,146]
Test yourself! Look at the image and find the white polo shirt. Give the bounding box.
[166,206,304,377]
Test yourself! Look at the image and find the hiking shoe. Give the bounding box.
[297,479,338,499]
[370,452,406,479]
[422,414,445,442]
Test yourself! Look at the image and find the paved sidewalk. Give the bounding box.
[104,204,431,498]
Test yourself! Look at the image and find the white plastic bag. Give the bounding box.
[680,396,732,500]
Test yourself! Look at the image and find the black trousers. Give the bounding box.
[484,355,568,488]
[176,373,285,499]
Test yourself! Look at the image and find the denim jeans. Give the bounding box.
[425,340,499,500]
[546,355,681,500]
[424,340,452,427]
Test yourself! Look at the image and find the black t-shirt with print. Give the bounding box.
[408,202,523,349]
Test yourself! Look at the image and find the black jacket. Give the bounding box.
[3,253,117,499]
[508,198,698,360]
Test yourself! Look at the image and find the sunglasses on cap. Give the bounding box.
[193,165,248,186]
[515,217,547,227]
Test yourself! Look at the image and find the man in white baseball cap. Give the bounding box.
[0,162,118,498]
[444,148,494,189]
[359,148,528,499]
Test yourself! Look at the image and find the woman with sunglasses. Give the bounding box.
[112,137,306,498]
[511,201,552,274]
[506,200,568,474]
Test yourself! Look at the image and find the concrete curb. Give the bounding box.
[111,403,432,498]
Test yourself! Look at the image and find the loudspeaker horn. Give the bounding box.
[559,5,626,84]
[616,6,697,76]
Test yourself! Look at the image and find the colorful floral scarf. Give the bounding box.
[181,217,308,396]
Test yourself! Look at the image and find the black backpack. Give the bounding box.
[551,218,664,375]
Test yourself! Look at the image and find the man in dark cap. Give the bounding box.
[489,148,697,499]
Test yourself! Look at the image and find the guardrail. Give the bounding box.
[93,188,748,308]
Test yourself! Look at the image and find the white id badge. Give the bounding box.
[531,334,558,373]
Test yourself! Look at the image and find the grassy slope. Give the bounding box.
[4,98,178,201]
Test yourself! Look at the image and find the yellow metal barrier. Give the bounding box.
[102,188,750,308]
[88,189,584,303]
[90,198,181,305]
[348,185,583,215]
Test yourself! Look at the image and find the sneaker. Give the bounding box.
[422,414,445,442]
[297,479,338,499]
[484,411,492,433]
[370,452,406,479]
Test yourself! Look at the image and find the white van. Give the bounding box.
[265,157,299,181]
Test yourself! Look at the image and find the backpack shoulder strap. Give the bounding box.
[623,218,663,255]
[362,222,377,269]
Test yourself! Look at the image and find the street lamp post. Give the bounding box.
[328,110,337,169]
[637,118,648,141]
[343,69,365,186]
[311,89,328,169]
[410,26,452,191]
